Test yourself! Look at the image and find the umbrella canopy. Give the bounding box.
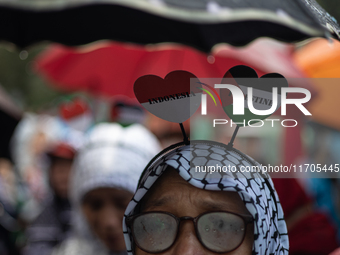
[35,42,221,98]
[0,0,338,51]
[294,38,340,130]
[34,39,309,98]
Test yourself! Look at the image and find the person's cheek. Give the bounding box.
[82,205,100,236]
[231,223,254,255]
[135,247,146,255]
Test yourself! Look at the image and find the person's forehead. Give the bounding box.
[142,167,249,214]
[83,187,133,200]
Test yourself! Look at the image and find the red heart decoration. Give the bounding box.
[220,65,255,107]
[60,98,89,120]
[220,65,288,126]
[134,70,202,123]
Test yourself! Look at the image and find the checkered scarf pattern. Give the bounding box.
[123,140,289,255]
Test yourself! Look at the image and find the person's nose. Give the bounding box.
[170,220,208,255]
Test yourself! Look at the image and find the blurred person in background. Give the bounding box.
[11,113,62,222]
[308,125,340,241]
[11,97,93,224]
[273,178,339,255]
[23,142,76,255]
[52,123,161,255]
[297,123,340,247]
[0,158,20,255]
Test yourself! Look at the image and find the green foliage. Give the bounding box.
[317,0,340,23]
[0,43,66,112]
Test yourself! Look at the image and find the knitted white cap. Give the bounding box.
[70,123,161,206]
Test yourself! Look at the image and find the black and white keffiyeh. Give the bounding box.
[123,140,289,255]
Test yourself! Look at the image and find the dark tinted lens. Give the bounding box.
[132,213,178,252]
[197,212,246,252]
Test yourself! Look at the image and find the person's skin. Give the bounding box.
[82,187,133,252]
[49,158,73,199]
[137,168,254,255]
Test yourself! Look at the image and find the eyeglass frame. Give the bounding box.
[125,210,254,254]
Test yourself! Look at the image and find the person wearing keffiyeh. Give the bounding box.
[123,140,289,255]
[52,123,161,255]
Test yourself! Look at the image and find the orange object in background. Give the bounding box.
[295,39,340,78]
[294,39,340,130]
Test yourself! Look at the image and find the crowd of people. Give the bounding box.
[0,99,340,255]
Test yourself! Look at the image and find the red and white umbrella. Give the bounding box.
[34,39,309,98]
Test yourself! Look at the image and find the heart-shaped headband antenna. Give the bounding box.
[220,65,288,148]
[134,70,202,144]
[134,66,288,148]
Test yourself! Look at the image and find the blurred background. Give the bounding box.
[0,0,340,255]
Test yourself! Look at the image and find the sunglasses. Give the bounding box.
[126,211,253,253]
